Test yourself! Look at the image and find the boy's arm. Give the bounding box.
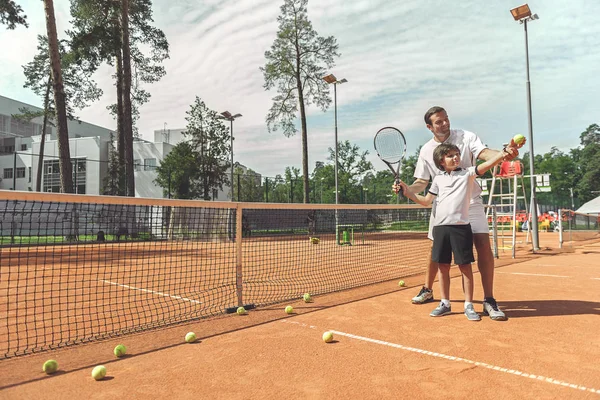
[392,177,429,195]
[398,181,435,206]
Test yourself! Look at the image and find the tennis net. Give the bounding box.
[558,209,600,247]
[0,191,435,358]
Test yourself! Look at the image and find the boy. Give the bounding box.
[397,141,516,321]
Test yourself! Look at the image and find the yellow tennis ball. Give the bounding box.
[42,359,58,374]
[513,134,526,146]
[322,331,334,343]
[113,344,126,357]
[236,306,247,315]
[285,305,294,314]
[185,332,197,343]
[303,293,312,302]
[398,280,405,287]
[91,365,107,381]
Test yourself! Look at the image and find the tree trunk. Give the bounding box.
[115,50,126,196]
[121,0,135,197]
[43,0,73,193]
[296,72,309,204]
[36,76,51,192]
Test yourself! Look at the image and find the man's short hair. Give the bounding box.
[433,143,460,171]
[424,106,446,125]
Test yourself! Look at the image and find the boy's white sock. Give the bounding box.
[441,299,450,307]
[464,301,473,309]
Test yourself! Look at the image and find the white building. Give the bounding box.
[0,95,253,200]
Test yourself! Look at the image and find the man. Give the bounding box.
[395,106,523,321]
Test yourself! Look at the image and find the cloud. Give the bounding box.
[1,0,599,179]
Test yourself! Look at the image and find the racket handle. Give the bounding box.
[394,178,404,197]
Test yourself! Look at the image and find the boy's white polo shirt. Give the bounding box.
[414,129,487,202]
[429,166,477,226]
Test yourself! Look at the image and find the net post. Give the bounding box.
[558,208,563,248]
[235,203,244,307]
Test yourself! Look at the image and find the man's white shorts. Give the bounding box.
[427,196,488,240]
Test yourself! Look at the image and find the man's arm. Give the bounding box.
[478,139,523,162]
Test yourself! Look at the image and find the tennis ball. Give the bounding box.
[185,332,197,343]
[285,305,294,314]
[236,306,247,315]
[322,331,334,343]
[303,293,312,302]
[91,365,107,381]
[113,344,126,357]
[398,280,405,287]
[42,359,58,374]
[513,134,526,146]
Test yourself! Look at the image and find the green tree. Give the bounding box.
[154,142,199,199]
[233,167,263,202]
[68,0,169,196]
[326,140,373,203]
[1,0,28,29]
[261,0,340,203]
[579,124,600,146]
[44,0,73,193]
[17,35,102,191]
[184,97,231,200]
[102,132,123,195]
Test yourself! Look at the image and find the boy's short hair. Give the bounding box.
[433,143,460,171]
[424,106,446,125]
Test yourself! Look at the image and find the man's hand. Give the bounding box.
[502,137,524,161]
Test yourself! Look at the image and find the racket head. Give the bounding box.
[373,127,407,165]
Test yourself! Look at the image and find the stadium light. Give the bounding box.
[510,3,540,251]
[322,74,347,207]
[218,111,242,201]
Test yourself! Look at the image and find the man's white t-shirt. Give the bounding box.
[429,167,477,226]
[414,129,487,203]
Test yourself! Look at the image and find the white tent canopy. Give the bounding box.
[576,196,600,214]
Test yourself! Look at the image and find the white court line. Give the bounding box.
[497,272,571,278]
[280,320,599,396]
[99,280,201,304]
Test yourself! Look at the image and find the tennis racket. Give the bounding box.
[373,126,407,195]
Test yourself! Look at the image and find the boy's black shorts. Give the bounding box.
[431,224,475,265]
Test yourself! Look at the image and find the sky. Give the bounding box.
[1,0,599,178]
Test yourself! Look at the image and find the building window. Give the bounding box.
[134,159,142,171]
[28,166,31,182]
[16,167,26,178]
[0,114,8,132]
[21,144,27,151]
[144,158,156,171]
[3,168,13,179]
[1,145,15,154]
[75,159,86,173]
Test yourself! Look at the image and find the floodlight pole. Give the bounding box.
[323,74,347,244]
[219,111,242,201]
[523,17,540,251]
[511,4,540,251]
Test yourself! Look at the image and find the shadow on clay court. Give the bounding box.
[479,299,600,318]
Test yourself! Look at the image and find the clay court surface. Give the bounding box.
[1,233,599,399]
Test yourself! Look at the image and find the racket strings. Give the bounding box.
[374,129,406,163]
